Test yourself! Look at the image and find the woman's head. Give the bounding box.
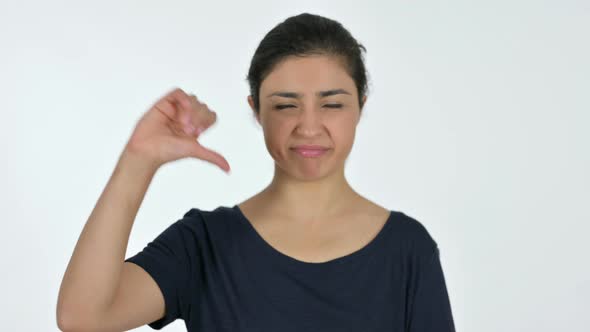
[246,13,369,115]
[245,13,370,180]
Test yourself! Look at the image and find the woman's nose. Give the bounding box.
[295,106,323,137]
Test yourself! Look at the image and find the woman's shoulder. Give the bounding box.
[178,205,244,230]
[389,209,439,253]
[181,205,228,218]
[353,199,437,251]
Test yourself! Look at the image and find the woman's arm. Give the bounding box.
[56,148,160,330]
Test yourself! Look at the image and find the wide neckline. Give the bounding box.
[232,204,395,269]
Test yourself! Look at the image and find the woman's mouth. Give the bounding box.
[291,146,330,158]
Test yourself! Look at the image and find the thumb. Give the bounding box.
[179,138,231,173]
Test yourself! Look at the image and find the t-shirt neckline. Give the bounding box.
[232,204,395,269]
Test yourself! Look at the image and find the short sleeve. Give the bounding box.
[124,209,199,330]
[406,246,456,332]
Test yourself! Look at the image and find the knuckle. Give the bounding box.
[196,112,208,125]
[173,88,186,100]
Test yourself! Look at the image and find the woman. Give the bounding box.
[57,13,456,332]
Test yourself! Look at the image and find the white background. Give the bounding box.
[1,0,588,331]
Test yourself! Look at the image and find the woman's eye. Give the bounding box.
[274,104,294,110]
[273,104,342,110]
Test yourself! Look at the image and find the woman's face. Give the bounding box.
[248,54,366,180]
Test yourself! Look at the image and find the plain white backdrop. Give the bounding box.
[1,0,588,331]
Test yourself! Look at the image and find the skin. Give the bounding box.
[55,56,391,331]
[238,54,391,263]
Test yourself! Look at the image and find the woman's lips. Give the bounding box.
[291,147,330,158]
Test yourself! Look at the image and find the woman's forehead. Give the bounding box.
[261,57,355,94]
[269,55,346,75]
[265,88,354,100]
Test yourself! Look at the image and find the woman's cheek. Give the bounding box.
[265,126,289,160]
[333,124,357,157]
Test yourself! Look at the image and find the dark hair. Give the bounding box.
[246,13,370,115]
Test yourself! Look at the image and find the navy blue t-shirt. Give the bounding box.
[124,205,455,331]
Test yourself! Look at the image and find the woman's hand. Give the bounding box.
[124,87,230,173]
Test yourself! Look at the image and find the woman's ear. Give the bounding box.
[247,95,260,124]
[358,95,367,123]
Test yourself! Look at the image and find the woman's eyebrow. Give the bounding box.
[266,88,351,99]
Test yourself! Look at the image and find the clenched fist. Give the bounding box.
[124,87,230,173]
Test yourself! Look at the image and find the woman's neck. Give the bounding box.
[259,168,362,220]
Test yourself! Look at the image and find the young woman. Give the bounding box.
[57,13,455,332]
